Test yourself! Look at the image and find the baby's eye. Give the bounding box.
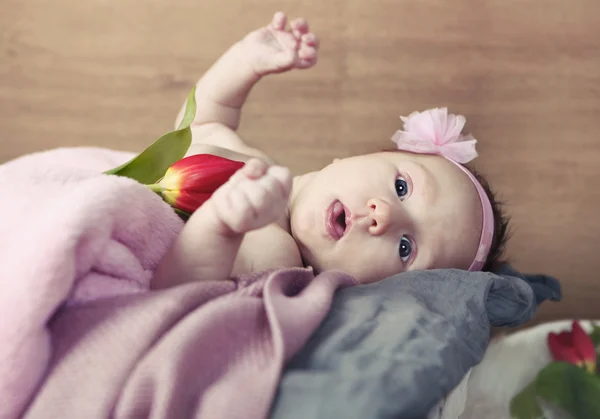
[395,176,409,200]
[399,236,412,263]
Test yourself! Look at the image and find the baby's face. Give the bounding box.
[288,151,483,283]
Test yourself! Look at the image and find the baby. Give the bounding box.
[152,12,509,289]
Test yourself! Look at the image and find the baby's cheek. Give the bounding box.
[290,201,319,236]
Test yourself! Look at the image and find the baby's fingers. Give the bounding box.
[265,166,292,198]
[271,11,287,31]
[290,18,309,39]
[242,158,269,179]
[302,32,319,48]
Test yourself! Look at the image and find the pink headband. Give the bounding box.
[391,107,494,271]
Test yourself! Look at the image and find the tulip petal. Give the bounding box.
[159,169,182,191]
[571,321,597,367]
[556,331,573,348]
[158,154,244,214]
[161,190,180,207]
[548,332,581,365]
[173,190,212,214]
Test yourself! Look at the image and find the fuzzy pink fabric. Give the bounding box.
[0,148,355,419]
[0,147,184,419]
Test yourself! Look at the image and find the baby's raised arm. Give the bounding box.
[176,12,319,159]
[152,12,317,288]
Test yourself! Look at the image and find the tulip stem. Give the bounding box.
[146,184,164,194]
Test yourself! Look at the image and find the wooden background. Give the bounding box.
[2,0,600,322]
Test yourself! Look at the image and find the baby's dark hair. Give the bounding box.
[466,166,511,272]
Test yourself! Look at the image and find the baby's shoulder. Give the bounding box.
[187,124,275,165]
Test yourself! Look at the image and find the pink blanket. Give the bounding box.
[0,148,355,419]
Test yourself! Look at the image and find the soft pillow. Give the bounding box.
[271,267,561,419]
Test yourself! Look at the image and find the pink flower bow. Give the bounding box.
[391,107,478,164]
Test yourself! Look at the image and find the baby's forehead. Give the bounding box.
[378,150,481,210]
[375,151,455,173]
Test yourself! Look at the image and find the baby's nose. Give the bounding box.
[367,198,393,236]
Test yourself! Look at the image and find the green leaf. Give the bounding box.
[173,207,191,222]
[510,381,544,419]
[177,87,197,130]
[104,86,197,184]
[536,362,600,419]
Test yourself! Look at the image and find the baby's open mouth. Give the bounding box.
[326,200,350,240]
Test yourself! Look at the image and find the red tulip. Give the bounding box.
[547,320,597,373]
[150,154,244,214]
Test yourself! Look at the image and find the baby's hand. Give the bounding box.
[208,159,292,235]
[242,11,319,76]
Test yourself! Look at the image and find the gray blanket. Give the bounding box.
[272,267,561,419]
